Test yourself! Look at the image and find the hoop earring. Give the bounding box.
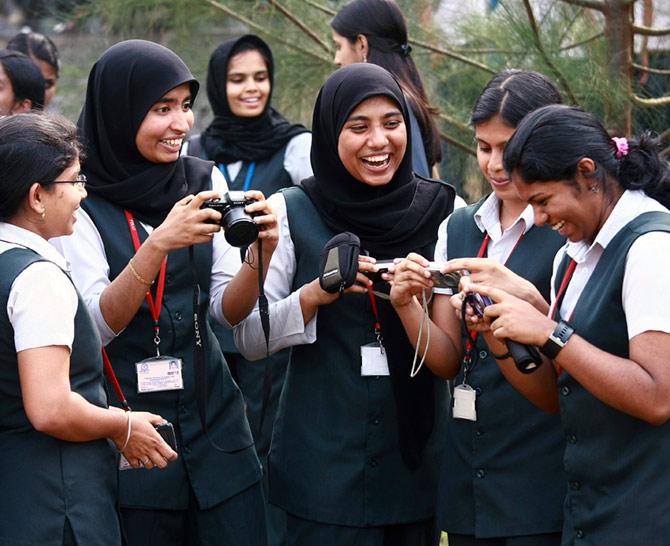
[362,53,367,63]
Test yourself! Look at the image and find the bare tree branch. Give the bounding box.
[560,31,604,50]
[438,112,472,135]
[633,24,670,36]
[203,0,332,64]
[439,132,476,156]
[267,0,331,53]
[631,94,670,107]
[558,0,605,11]
[522,0,578,103]
[301,0,335,16]
[633,63,670,75]
[408,38,496,74]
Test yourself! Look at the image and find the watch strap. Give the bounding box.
[540,320,575,359]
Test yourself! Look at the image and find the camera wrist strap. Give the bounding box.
[462,234,491,366]
[548,258,577,376]
[367,286,385,350]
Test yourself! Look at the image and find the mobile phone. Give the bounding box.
[155,422,178,451]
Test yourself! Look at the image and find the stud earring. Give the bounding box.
[590,185,598,193]
[362,54,367,63]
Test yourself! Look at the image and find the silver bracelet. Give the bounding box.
[118,409,132,453]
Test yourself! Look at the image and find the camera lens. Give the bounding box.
[222,208,259,247]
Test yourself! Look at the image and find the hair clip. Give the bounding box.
[397,43,412,57]
[611,137,629,160]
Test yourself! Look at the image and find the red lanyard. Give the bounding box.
[124,210,167,355]
[367,287,383,347]
[549,258,577,320]
[550,258,577,375]
[464,231,524,353]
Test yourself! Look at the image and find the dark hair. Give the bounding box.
[332,0,442,165]
[503,104,670,209]
[7,31,60,77]
[471,70,563,127]
[0,49,45,110]
[229,39,271,75]
[0,113,81,220]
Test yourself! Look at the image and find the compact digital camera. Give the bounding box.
[201,191,258,247]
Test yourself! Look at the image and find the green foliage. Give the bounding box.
[52,0,668,200]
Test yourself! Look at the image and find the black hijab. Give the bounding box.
[303,63,455,468]
[78,39,213,226]
[201,35,308,165]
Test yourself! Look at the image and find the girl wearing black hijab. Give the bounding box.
[185,36,311,542]
[55,40,275,546]
[231,63,456,546]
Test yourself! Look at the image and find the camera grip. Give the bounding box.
[507,340,543,374]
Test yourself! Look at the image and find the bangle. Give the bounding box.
[490,348,512,360]
[128,258,154,287]
[118,409,132,453]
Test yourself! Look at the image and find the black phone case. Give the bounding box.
[155,422,178,451]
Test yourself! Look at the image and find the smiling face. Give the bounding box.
[226,49,270,118]
[40,160,87,238]
[475,114,526,206]
[513,172,610,243]
[135,82,194,164]
[337,94,406,187]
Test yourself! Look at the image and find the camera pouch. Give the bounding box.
[319,232,361,293]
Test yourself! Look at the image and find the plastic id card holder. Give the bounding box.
[136,356,184,393]
[360,342,390,376]
[452,383,477,421]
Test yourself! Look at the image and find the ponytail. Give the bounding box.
[617,132,670,209]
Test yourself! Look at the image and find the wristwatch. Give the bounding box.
[540,320,575,359]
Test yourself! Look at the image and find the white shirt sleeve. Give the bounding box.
[51,208,119,346]
[283,132,313,185]
[233,192,317,361]
[433,215,450,263]
[9,262,78,352]
[622,231,670,338]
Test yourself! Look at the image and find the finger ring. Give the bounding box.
[141,458,150,466]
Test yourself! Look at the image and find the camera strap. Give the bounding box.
[256,238,272,435]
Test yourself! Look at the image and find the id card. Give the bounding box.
[453,383,477,421]
[136,356,184,393]
[360,342,390,376]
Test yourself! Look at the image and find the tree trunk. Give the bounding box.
[602,0,634,135]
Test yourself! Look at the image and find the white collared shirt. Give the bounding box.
[0,223,78,352]
[433,193,534,294]
[183,132,314,186]
[552,190,670,339]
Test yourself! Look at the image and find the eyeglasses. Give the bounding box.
[39,173,87,189]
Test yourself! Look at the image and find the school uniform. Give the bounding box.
[0,224,121,545]
[435,194,566,544]
[60,38,266,546]
[232,63,457,546]
[550,190,670,545]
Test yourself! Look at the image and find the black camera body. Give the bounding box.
[201,191,259,247]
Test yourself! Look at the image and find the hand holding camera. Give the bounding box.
[201,190,278,250]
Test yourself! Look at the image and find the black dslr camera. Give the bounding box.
[201,191,259,247]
